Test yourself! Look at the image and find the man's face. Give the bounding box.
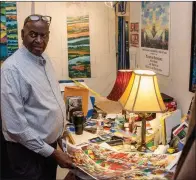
[21,20,50,56]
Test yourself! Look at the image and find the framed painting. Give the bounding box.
[189,2,196,92]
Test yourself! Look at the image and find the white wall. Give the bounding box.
[16,2,116,96]
[129,2,194,114]
[16,2,194,114]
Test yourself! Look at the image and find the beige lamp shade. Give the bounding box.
[119,70,166,113]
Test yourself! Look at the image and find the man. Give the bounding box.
[1,14,73,180]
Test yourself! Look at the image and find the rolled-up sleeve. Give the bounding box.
[1,68,54,157]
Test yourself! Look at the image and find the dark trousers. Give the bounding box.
[2,141,57,180]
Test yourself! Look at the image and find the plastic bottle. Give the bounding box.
[110,115,119,133]
[124,123,130,135]
[97,113,104,135]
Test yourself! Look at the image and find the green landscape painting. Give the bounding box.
[0,2,18,64]
[67,15,91,78]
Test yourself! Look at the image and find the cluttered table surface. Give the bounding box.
[63,110,184,180]
[61,85,188,179]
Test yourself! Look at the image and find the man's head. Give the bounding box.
[21,14,52,56]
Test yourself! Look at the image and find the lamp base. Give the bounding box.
[136,114,153,152]
[137,143,149,152]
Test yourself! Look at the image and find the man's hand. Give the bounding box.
[51,149,74,168]
[57,138,64,152]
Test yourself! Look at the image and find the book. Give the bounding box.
[173,122,188,144]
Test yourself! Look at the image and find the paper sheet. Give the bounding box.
[66,142,176,180]
[95,96,122,114]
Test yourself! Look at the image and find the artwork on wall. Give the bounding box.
[130,22,139,47]
[0,1,18,65]
[140,2,170,76]
[67,15,91,78]
[189,2,196,92]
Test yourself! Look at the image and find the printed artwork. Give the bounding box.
[141,2,169,50]
[140,2,170,76]
[65,96,82,122]
[0,1,18,64]
[67,15,91,78]
[130,22,139,47]
[66,142,177,179]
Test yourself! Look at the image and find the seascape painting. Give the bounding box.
[0,1,18,64]
[67,15,91,78]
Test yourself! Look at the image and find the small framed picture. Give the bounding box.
[66,96,82,122]
[130,23,135,32]
[134,23,139,32]
[130,34,139,47]
[130,22,139,32]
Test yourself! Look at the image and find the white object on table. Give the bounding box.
[71,131,97,145]
[153,145,169,154]
[99,142,118,151]
[164,109,181,143]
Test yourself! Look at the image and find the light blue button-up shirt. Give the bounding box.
[1,46,66,157]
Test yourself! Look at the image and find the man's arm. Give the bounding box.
[1,68,74,168]
[1,68,54,157]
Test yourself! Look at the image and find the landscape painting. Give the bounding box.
[67,15,91,78]
[0,1,18,65]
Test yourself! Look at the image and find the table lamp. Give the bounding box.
[119,70,166,151]
[107,70,132,101]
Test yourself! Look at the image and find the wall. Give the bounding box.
[16,2,116,96]
[129,2,194,114]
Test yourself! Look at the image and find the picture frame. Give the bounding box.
[130,22,139,32]
[130,34,139,47]
[130,23,135,32]
[189,2,196,92]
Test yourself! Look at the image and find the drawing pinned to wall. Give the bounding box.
[67,15,91,78]
[0,1,18,65]
[140,2,170,76]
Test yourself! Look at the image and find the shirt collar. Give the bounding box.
[20,45,46,66]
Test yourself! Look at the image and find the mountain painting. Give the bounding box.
[0,1,18,64]
[67,15,91,78]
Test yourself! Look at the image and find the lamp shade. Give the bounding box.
[119,70,166,113]
[107,70,132,101]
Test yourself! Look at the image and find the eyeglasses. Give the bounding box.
[24,14,52,26]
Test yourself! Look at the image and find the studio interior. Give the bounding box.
[0,1,195,180]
